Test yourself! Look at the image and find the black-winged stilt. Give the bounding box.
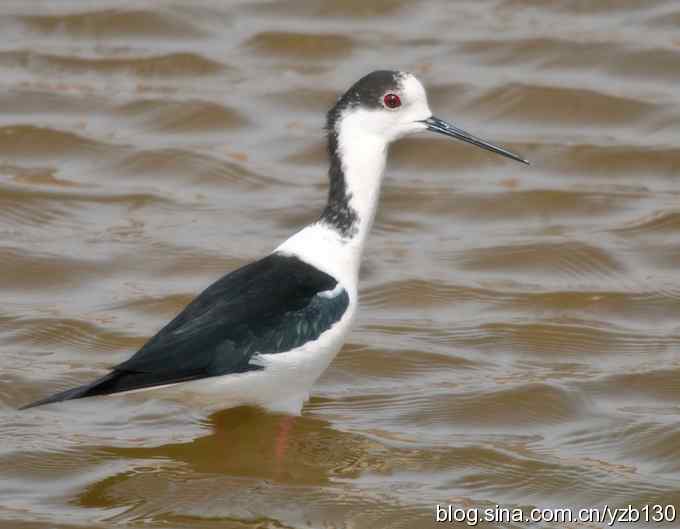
[21,70,527,413]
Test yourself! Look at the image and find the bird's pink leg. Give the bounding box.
[274,414,295,465]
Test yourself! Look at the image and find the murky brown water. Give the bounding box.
[2,1,680,527]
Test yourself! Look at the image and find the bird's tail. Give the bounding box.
[19,372,118,410]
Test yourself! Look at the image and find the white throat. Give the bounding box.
[276,110,389,289]
[335,109,389,250]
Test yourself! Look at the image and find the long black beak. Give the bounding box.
[422,116,529,165]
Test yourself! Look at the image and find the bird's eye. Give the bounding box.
[383,93,401,109]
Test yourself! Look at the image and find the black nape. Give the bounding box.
[320,71,404,237]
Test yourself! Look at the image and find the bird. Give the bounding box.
[21,70,528,414]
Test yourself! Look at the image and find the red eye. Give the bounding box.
[383,93,401,109]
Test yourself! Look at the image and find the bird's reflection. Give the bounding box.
[98,400,359,484]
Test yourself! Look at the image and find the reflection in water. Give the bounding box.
[103,407,352,482]
[1,0,680,527]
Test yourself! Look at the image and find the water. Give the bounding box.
[1,1,680,527]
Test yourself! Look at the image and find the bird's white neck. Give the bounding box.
[335,120,389,250]
[276,116,389,288]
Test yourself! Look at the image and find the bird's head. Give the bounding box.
[327,70,528,164]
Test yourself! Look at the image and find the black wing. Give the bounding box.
[21,253,349,409]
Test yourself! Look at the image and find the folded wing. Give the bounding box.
[21,253,349,409]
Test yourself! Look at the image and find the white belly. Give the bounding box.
[127,298,357,415]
